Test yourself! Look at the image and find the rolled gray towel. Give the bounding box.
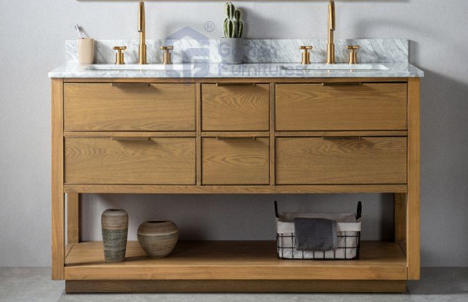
[294,218,337,251]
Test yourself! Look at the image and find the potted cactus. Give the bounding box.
[219,2,245,64]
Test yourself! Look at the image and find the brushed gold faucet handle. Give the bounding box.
[347,45,360,64]
[160,46,174,65]
[300,46,313,65]
[113,46,127,65]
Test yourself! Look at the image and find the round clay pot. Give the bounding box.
[101,209,128,263]
[137,220,179,258]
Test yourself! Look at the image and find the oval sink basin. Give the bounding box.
[281,64,388,71]
[85,64,192,71]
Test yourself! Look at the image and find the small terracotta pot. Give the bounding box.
[137,220,179,258]
[101,209,128,263]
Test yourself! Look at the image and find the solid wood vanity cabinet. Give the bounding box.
[51,77,420,293]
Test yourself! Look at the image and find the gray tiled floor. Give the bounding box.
[0,268,467,302]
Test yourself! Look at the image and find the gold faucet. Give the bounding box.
[113,46,127,65]
[138,1,147,65]
[300,46,313,65]
[161,46,174,65]
[326,1,336,64]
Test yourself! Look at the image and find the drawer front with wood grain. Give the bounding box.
[202,84,270,131]
[202,137,270,185]
[65,137,196,184]
[276,137,407,185]
[276,83,407,131]
[64,83,195,131]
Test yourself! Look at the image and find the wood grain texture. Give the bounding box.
[64,241,407,281]
[276,137,407,185]
[202,84,269,131]
[66,280,407,293]
[51,79,65,280]
[276,83,407,131]
[394,193,407,255]
[64,83,195,131]
[202,137,270,185]
[275,131,407,137]
[67,193,80,244]
[196,83,202,186]
[52,76,420,291]
[407,78,420,280]
[65,132,195,138]
[65,184,407,194]
[65,137,195,185]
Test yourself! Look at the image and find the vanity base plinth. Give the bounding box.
[65,280,407,294]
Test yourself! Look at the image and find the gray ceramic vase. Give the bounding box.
[101,209,128,263]
[137,220,179,258]
[219,38,244,64]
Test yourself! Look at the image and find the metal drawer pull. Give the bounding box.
[216,136,257,141]
[322,136,361,140]
[216,83,256,87]
[110,83,151,88]
[111,137,151,141]
[321,82,363,86]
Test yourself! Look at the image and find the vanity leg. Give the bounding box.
[67,193,81,243]
[394,193,407,255]
[407,77,421,280]
[51,79,65,280]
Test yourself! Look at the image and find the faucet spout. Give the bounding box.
[138,1,147,65]
[326,1,336,64]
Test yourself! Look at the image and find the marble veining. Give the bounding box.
[52,38,424,78]
[65,39,409,65]
[49,62,424,78]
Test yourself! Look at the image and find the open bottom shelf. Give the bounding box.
[65,241,407,281]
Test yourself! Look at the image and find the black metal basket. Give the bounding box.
[275,201,362,260]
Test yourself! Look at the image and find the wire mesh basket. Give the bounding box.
[275,201,362,260]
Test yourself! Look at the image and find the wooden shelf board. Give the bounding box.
[65,241,407,281]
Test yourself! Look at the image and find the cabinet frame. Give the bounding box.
[51,77,420,291]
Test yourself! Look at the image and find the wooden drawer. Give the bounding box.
[64,83,195,131]
[202,137,270,185]
[65,137,195,184]
[202,84,269,131]
[276,137,407,185]
[276,83,407,131]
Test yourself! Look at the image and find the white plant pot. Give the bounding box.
[219,38,244,64]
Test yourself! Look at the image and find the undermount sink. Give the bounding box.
[85,64,191,71]
[281,64,388,71]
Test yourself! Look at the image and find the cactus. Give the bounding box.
[225,2,235,19]
[223,2,244,38]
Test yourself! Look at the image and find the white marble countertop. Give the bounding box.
[48,63,424,79]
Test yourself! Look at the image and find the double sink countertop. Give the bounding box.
[48,62,424,78]
[50,39,424,78]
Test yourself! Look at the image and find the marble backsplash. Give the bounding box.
[65,38,408,64]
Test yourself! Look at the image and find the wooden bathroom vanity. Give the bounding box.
[51,76,420,293]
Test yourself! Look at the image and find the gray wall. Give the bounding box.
[0,0,467,267]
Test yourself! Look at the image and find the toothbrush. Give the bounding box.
[74,24,83,39]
